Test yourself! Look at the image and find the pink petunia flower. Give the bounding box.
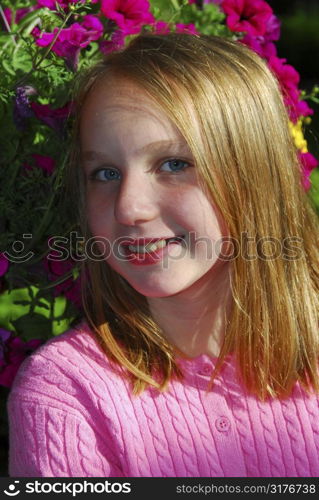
[296,100,315,120]
[240,14,280,60]
[0,254,9,277]
[0,329,43,388]
[264,14,281,41]
[175,23,199,35]
[3,6,36,26]
[37,0,63,8]
[32,16,103,70]
[299,152,318,191]
[268,56,314,122]
[100,0,155,35]
[241,34,276,59]
[222,0,273,37]
[152,21,170,35]
[99,29,126,55]
[31,101,73,135]
[36,0,98,10]
[24,154,56,176]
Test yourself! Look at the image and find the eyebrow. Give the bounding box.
[82,140,192,162]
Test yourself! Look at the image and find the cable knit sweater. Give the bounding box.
[7,321,319,477]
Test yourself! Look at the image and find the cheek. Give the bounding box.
[86,192,113,237]
[179,191,229,260]
[178,190,226,236]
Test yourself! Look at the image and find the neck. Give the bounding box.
[148,261,233,358]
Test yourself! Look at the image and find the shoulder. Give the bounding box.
[11,319,111,382]
[7,321,129,477]
[8,320,128,417]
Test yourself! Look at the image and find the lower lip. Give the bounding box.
[123,240,184,266]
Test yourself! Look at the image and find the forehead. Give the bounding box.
[80,76,190,147]
[81,77,162,122]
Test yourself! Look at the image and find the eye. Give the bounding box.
[159,158,190,173]
[90,167,121,182]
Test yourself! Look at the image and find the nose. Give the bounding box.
[114,174,159,226]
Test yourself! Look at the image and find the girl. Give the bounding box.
[7,33,319,477]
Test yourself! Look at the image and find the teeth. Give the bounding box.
[128,239,167,254]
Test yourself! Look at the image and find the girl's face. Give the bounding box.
[80,78,230,298]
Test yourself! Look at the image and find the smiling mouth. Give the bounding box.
[123,235,185,254]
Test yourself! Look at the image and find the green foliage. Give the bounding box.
[178,2,231,37]
[150,0,178,20]
[0,0,318,342]
[0,1,85,339]
[309,167,319,215]
[0,286,76,339]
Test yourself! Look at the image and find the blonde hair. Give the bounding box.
[68,33,319,399]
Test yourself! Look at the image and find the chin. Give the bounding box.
[129,284,180,298]
[125,277,196,299]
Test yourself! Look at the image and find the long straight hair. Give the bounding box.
[67,33,319,399]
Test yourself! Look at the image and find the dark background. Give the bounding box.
[0,0,319,478]
[267,0,319,155]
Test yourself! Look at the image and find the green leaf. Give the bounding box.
[11,312,52,341]
[0,286,79,339]
[2,59,16,76]
[12,44,32,72]
[14,9,43,34]
[0,137,19,163]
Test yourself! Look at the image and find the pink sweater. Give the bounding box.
[7,321,319,477]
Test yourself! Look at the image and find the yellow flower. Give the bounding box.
[288,119,308,153]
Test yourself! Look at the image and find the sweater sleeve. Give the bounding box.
[7,329,125,477]
[8,398,124,477]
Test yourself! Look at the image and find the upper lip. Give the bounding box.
[120,235,184,246]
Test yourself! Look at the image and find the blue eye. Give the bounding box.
[160,159,189,173]
[92,168,121,181]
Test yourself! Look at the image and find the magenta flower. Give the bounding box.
[31,101,73,135]
[0,254,9,277]
[100,29,126,55]
[296,100,315,120]
[240,14,280,60]
[36,0,98,9]
[175,23,199,35]
[0,330,43,388]
[3,6,36,26]
[264,14,281,41]
[32,16,103,70]
[24,154,56,176]
[44,250,82,309]
[36,0,58,8]
[241,34,276,59]
[81,14,104,34]
[100,0,155,35]
[152,21,170,35]
[268,56,300,93]
[268,56,314,122]
[299,152,318,191]
[222,0,273,37]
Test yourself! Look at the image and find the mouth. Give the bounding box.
[122,235,186,255]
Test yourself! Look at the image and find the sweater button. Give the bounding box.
[198,363,212,376]
[215,417,230,432]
